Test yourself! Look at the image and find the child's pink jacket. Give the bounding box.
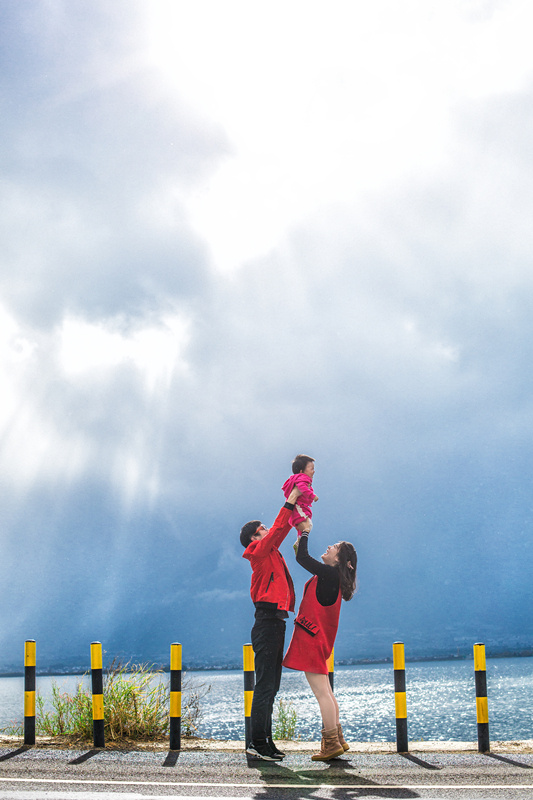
[282,473,315,527]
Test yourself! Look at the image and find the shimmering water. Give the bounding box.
[1,657,532,742]
[197,657,533,742]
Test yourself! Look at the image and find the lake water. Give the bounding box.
[1,657,532,742]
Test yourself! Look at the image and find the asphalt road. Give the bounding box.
[0,746,532,800]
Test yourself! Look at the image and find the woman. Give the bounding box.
[282,530,357,761]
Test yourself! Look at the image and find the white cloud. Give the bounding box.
[143,0,533,272]
[0,302,191,502]
[197,589,248,604]
[1,0,533,664]
[59,312,190,393]
[0,313,92,490]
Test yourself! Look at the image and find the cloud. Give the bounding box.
[1,0,533,668]
[0,2,228,330]
[197,589,248,604]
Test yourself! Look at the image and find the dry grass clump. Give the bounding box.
[4,659,210,744]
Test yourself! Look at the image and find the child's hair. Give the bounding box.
[292,454,315,474]
[336,542,357,601]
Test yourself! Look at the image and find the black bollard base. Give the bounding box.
[396,718,409,753]
[477,722,490,753]
[23,717,36,747]
[170,718,181,751]
[92,718,105,749]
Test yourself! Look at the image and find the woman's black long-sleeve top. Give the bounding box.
[296,533,339,607]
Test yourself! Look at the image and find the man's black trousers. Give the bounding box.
[250,613,286,743]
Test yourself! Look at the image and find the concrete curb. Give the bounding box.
[1,736,533,753]
[175,739,533,754]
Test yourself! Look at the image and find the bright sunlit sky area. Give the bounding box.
[1,0,533,666]
[147,1,533,271]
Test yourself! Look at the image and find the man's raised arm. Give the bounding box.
[253,487,301,554]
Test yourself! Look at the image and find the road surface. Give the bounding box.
[0,744,532,799]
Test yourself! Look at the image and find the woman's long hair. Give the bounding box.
[337,541,357,601]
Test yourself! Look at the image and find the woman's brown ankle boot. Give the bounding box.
[337,723,349,751]
[311,727,344,761]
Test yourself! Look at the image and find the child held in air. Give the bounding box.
[281,454,318,550]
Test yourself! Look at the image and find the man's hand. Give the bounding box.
[313,495,319,502]
[287,486,302,504]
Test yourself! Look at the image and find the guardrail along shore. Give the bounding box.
[8,638,497,752]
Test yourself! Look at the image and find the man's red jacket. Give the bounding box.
[242,506,296,613]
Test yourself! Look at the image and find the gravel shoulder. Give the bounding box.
[1,736,532,754]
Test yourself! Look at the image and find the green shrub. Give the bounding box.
[3,660,210,743]
[273,697,298,740]
[36,681,93,739]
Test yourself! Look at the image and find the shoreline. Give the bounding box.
[1,650,532,678]
[1,735,533,753]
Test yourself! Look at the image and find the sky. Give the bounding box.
[1,0,533,671]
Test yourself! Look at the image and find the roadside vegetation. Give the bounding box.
[2,660,210,744]
[273,697,298,740]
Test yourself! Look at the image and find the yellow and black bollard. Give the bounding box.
[90,642,105,748]
[243,644,255,749]
[393,641,408,753]
[169,643,182,751]
[24,640,36,746]
[474,642,490,753]
[327,649,335,690]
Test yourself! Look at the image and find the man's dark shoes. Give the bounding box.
[267,738,286,758]
[246,740,283,761]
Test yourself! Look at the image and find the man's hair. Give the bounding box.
[292,454,315,474]
[240,520,261,548]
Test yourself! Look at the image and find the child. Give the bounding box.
[282,454,318,550]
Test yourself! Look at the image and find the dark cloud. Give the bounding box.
[1,3,533,670]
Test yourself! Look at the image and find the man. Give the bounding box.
[240,486,301,760]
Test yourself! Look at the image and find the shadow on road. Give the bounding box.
[69,749,102,765]
[485,753,532,769]
[162,750,180,767]
[399,753,442,770]
[0,746,31,762]
[246,754,420,798]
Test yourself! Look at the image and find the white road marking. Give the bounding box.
[0,778,532,790]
